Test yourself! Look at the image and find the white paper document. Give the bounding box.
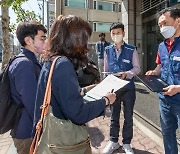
[85,75,129,100]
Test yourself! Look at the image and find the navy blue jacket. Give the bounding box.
[33,56,106,136]
[8,48,41,139]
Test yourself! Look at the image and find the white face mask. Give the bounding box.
[112,34,123,44]
[160,26,176,39]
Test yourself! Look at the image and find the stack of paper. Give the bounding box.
[85,75,129,100]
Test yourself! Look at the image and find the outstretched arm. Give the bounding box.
[163,85,180,96]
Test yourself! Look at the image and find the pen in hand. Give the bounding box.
[107,89,114,107]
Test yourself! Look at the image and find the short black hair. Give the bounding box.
[16,21,47,47]
[157,7,180,20]
[99,33,105,37]
[110,22,124,32]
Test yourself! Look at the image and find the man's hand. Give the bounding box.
[145,64,161,76]
[118,72,127,80]
[145,70,158,75]
[163,85,180,96]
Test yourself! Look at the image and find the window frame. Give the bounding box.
[93,0,115,12]
[65,0,87,9]
[118,4,121,12]
[93,22,112,32]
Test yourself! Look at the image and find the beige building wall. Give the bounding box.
[88,9,121,23]
[55,0,122,44]
[63,7,87,20]
[62,7,121,43]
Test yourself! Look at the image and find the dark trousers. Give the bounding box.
[110,89,136,144]
[13,138,32,154]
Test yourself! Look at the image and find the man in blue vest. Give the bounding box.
[146,8,180,154]
[103,22,141,154]
[96,33,110,80]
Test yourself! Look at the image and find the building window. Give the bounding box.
[65,0,68,6]
[98,5,103,10]
[93,1,96,9]
[113,3,116,12]
[93,23,96,32]
[118,4,121,12]
[93,22,111,32]
[169,0,180,6]
[65,0,86,8]
[93,0,114,11]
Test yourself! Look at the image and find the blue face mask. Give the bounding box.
[160,26,176,39]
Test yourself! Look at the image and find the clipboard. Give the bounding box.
[136,75,168,92]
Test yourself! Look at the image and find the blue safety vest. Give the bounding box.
[96,41,111,59]
[158,37,180,103]
[105,43,135,89]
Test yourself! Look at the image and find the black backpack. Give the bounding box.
[77,59,100,87]
[0,55,39,135]
[0,56,26,134]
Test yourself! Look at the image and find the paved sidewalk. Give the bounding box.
[0,108,164,154]
[0,132,14,154]
[88,108,164,154]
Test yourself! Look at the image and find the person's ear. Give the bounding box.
[175,18,180,29]
[123,31,125,37]
[177,17,180,24]
[24,36,32,46]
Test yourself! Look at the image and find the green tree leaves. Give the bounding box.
[0,0,42,69]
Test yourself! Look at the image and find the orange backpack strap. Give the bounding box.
[29,56,61,154]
